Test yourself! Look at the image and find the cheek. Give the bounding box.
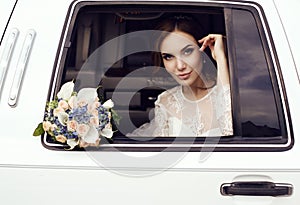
[163,60,175,73]
[186,54,203,70]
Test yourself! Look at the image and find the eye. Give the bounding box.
[183,47,194,56]
[161,53,174,61]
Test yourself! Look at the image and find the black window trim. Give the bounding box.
[43,0,293,152]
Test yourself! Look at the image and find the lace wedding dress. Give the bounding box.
[127,84,233,137]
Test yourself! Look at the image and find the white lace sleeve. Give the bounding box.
[126,94,169,137]
[152,104,169,136]
[215,84,233,136]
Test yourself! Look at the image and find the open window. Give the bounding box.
[43,2,292,151]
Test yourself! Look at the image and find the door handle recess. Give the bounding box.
[221,181,293,197]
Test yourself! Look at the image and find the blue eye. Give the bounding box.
[162,53,174,61]
[183,47,194,56]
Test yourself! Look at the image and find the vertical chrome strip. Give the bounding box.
[0,28,19,98]
[8,29,36,107]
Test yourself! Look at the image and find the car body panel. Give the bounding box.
[0,0,17,44]
[0,0,299,204]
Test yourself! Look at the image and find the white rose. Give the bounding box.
[79,138,100,148]
[76,124,90,137]
[42,121,52,131]
[77,99,87,107]
[67,120,78,132]
[55,135,67,143]
[58,100,69,110]
[90,117,99,126]
[50,124,57,131]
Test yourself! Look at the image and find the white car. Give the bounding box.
[0,0,299,204]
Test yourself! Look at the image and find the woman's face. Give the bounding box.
[160,31,203,87]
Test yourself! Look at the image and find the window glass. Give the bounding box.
[61,5,232,139]
[232,9,282,137]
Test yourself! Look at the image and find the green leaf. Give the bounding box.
[33,123,45,136]
[111,109,121,125]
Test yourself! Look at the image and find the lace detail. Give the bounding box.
[127,84,233,137]
[165,87,184,114]
[126,104,169,137]
[183,112,205,135]
[212,84,233,135]
[153,104,169,136]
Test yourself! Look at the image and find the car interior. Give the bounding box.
[61,5,226,136]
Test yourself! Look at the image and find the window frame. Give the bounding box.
[43,0,293,152]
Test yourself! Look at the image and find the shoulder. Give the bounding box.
[159,86,181,98]
[155,86,181,106]
[211,83,230,96]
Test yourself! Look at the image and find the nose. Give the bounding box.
[176,58,186,71]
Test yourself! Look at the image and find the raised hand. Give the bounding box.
[198,34,226,62]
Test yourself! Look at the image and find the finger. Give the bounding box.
[200,40,213,52]
[199,41,209,51]
[198,35,210,44]
[199,45,206,52]
[198,37,206,43]
[199,34,210,42]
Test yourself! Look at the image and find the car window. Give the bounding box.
[232,9,282,138]
[42,3,291,151]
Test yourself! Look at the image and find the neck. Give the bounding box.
[182,80,215,100]
[182,86,207,100]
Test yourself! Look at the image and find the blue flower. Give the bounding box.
[69,105,92,124]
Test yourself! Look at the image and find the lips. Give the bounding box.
[177,71,192,80]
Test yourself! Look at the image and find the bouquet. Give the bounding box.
[33,81,117,150]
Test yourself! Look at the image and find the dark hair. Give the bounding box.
[153,14,206,67]
[152,14,217,84]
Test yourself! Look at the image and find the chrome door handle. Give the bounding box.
[8,29,35,107]
[0,28,19,95]
[221,181,293,197]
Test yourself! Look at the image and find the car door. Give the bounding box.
[0,0,299,204]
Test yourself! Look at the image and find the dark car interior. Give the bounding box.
[61,4,226,136]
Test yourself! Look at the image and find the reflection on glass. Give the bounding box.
[232,9,281,137]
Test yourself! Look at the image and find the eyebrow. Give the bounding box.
[180,44,195,52]
[161,44,195,56]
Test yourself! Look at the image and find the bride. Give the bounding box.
[128,15,233,137]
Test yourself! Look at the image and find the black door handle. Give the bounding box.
[221,181,293,197]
